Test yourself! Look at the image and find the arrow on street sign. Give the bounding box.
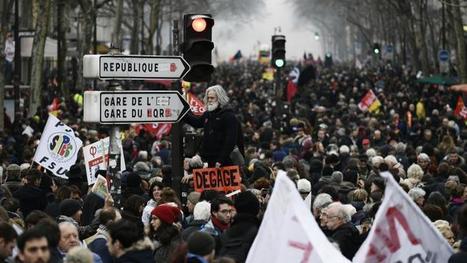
[83,55,190,80]
[83,91,190,124]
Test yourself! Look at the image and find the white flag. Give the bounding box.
[83,137,126,185]
[353,172,454,262]
[246,173,350,263]
[33,115,83,179]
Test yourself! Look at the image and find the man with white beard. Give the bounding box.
[183,85,244,167]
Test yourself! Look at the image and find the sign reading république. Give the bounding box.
[193,166,242,193]
[83,55,190,80]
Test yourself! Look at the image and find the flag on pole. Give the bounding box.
[135,123,172,140]
[230,50,242,61]
[186,92,206,116]
[246,173,351,263]
[353,172,454,262]
[33,115,83,179]
[358,89,381,113]
[454,96,467,119]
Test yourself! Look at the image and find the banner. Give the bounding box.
[187,92,206,116]
[83,137,126,185]
[246,173,350,263]
[193,166,242,193]
[358,89,381,113]
[33,115,83,179]
[353,172,453,262]
[135,123,172,140]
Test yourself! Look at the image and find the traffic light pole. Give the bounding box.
[171,20,183,196]
[107,47,122,208]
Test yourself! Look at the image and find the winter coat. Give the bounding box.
[182,220,207,241]
[219,213,259,263]
[13,185,47,218]
[153,235,181,263]
[449,237,467,263]
[86,225,112,263]
[183,107,242,166]
[330,222,362,260]
[115,238,154,263]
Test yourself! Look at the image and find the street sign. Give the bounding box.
[439,50,449,62]
[83,91,190,124]
[83,55,190,80]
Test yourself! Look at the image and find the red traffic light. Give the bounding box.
[192,18,207,32]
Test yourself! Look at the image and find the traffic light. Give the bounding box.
[373,43,381,55]
[271,35,286,69]
[182,14,214,82]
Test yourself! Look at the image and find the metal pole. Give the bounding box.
[107,46,122,208]
[442,1,446,50]
[14,0,21,118]
[170,20,183,196]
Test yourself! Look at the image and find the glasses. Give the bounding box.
[26,246,49,253]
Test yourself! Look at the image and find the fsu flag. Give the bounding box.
[353,172,453,262]
[454,96,467,119]
[358,89,381,113]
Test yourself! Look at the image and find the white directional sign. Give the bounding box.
[83,55,190,80]
[83,91,190,124]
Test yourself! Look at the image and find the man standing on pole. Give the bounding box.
[183,85,244,168]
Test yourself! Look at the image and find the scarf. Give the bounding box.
[211,216,229,232]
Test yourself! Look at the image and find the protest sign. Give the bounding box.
[246,173,350,263]
[353,172,453,262]
[33,115,83,178]
[193,166,241,193]
[83,137,126,185]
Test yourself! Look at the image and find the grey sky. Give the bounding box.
[213,0,323,61]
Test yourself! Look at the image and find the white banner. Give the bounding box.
[246,173,350,263]
[33,115,83,178]
[83,137,126,185]
[353,172,454,262]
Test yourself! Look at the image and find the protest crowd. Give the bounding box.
[1,57,467,263]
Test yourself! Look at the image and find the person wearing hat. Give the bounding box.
[186,231,215,263]
[219,191,260,263]
[150,204,182,263]
[58,199,96,240]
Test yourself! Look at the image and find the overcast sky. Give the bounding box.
[213,0,323,61]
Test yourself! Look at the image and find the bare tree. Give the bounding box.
[29,0,52,116]
[0,0,15,130]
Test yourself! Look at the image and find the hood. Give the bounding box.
[118,238,154,262]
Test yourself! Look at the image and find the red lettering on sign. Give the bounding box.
[165,108,172,117]
[288,240,313,263]
[147,109,152,118]
[367,206,421,259]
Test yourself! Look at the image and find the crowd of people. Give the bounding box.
[0,58,467,263]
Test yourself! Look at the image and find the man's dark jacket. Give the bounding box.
[13,185,47,218]
[219,213,259,263]
[184,107,243,165]
[330,222,362,260]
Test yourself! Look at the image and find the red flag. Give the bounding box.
[187,92,206,116]
[286,80,297,102]
[48,97,60,112]
[454,96,467,119]
[135,123,173,140]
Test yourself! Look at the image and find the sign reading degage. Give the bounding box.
[91,91,190,124]
[193,166,242,193]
